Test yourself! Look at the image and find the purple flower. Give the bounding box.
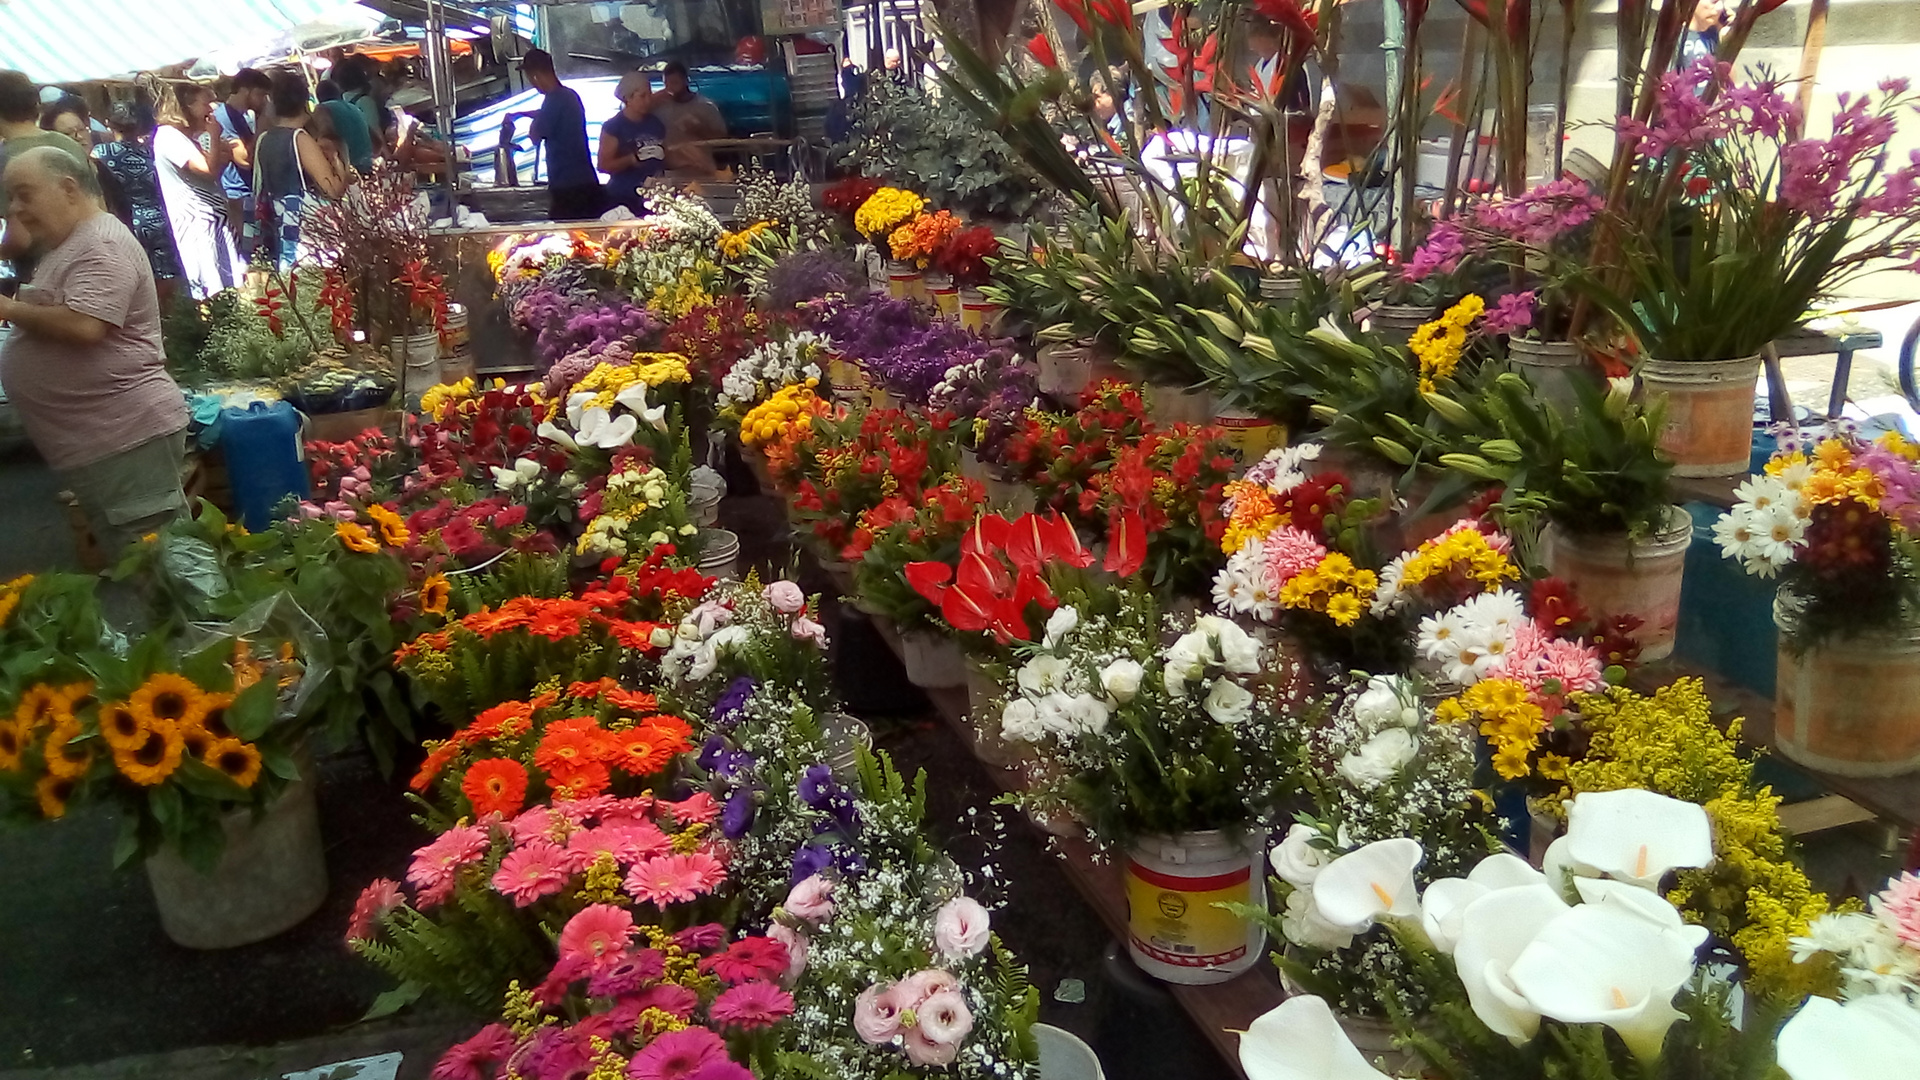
[791,843,834,883]
[1403,220,1468,281]
[722,787,757,838]
[712,676,756,726]
[517,1025,590,1080]
[798,764,838,808]
[674,922,728,952]
[1485,291,1537,336]
[587,947,666,997]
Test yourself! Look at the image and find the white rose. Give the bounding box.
[1211,620,1262,674]
[1063,693,1110,735]
[1000,698,1043,742]
[1280,885,1356,952]
[1270,823,1333,889]
[1099,659,1144,703]
[1037,693,1080,736]
[1016,655,1071,697]
[1336,727,1419,789]
[1203,678,1256,725]
[1043,606,1080,647]
[1351,676,1408,729]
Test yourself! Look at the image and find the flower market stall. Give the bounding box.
[8,0,1920,1077]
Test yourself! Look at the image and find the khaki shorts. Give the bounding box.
[59,429,190,561]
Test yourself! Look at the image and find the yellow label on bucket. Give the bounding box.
[1214,410,1286,463]
[1124,859,1253,970]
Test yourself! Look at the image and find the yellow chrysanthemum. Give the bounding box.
[852,187,926,240]
[336,520,381,554]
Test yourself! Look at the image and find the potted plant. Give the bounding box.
[1570,67,1920,477]
[1715,428,1920,776]
[852,186,928,300]
[1437,371,1686,661]
[846,476,988,689]
[935,224,1002,329]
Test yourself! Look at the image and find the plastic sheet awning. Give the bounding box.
[0,0,378,83]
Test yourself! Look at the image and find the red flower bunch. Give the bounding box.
[905,511,1095,643]
[318,266,355,336]
[410,383,547,480]
[596,545,717,622]
[931,226,1000,289]
[843,475,985,563]
[255,286,286,336]
[396,258,450,334]
[1005,380,1155,530]
[307,428,399,495]
[822,176,885,220]
[661,298,788,389]
[1802,496,1893,582]
[783,408,954,558]
[404,495,555,568]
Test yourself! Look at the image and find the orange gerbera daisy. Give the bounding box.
[336,520,381,554]
[205,738,263,788]
[638,713,695,747]
[100,701,146,750]
[410,740,459,792]
[458,700,534,746]
[461,757,530,818]
[419,573,452,616]
[128,672,203,731]
[604,686,659,713]
[42,716,93,779]
[547,760,612,800]
[608,728,675,777]
[113,725,184,786]
[36,774,77,819]
[533,725,603,775]
[607,619,668,650]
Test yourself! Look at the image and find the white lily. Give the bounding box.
[1312,838,1423,934]
[1507,897,1704,1063]
[1564,789,1715,890]
[614,382,669,431]
[1238,995,1392,1080]
[536,419,579,451]
[490,456,542,491]
[1776,994,1920,1080]
[1452,884,1568,1044]
[575,407,639,449]
[565,390,597,429]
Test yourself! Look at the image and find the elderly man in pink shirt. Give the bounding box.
[0,145,188,558]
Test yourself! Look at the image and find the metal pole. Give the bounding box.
[1382,0,1408,257]
[425,0,459,209]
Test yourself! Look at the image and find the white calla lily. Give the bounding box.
[490,456,542,491]
[1452,884,1568,1044]
[566,390,596,429]
[1312,838,1423,933]
[1571,878,1704,942]
[575,407,639,449]
[1776,994,1920,1080]
[615,381,669,431]
[1238,995,1392,1080]
[1418,878,1488,955]
[1541,835,1600,902]
[536,419,578,451]
[1564,789,1715,889]
[1506,899,1703,1062]
[1468,852,1548,892]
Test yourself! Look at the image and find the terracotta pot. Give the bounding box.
[1542,506,1693,661]
[1639,355,1763,477]
[1124,830,1266,985]
[1507,338,1596,411]
[144,771,327,949]
[1369,304,1433,348]
[1774,594,1920,777]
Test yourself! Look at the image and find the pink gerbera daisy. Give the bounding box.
[557,903,635,971]
[1873,872,1920,950]
[504,804,567,846]
[1505,620,1604,701]
[658,790,721,827]
[491,842,574,907]
[570,820,673,864]
[345,877,403,943]
[698,936,790,985]
[624,851,727,906]
[1257,526,1329,585]
[430,1023,517,1080]
[405,825,490,907]
[625,1026,727,1080]
[708,980,795,1030]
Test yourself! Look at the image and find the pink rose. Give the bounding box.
[790,615,827,647]
[783,873,835,924]
[764,580,806,614]
[896,968,959,1008]
[766,921,809,985]
[932,895,991,959]
[902,1026,960,1067]
[852,983,904,1044]
[913,989,974,1048]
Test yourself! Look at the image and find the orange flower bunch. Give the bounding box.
[410,681,695,820]
[395,594,670,663]
[888,209,964,267]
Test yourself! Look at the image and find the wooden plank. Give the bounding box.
[1776,794,1876,836]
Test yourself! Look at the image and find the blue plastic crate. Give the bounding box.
[1674,501,1779,697]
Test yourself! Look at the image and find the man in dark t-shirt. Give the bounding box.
[521,49,601,220]
[599,72,666,214]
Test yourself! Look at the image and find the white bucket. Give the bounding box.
[696,527,741,582]
[441,304,475,383]
[396,331,443,397]
[900,630,967,688]
[1123,830,1267,985]
[1035,1024,1105,1080]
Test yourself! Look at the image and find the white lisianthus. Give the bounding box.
[1016,654,1072,696]
[1270,823,1332,889]
[1205,616,1262,674]
[1063,693,1111,734]
[1043,606,1080,647]
[1099,659,1144,703]
[1000,698,1044,742]
[1351,675,1419,729]
[1203,678,1256,725]
[1335,727,1418,789]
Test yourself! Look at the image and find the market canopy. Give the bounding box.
[0,0,382,83]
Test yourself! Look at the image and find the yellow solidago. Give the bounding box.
[1559,679,1842,1005]
[577,851,626,904]
[1408,294,1485,394]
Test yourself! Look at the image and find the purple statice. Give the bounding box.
[766,248,868,311]
[816,292,923,358]
[1484,290,1537,336]
[873,328,991,405]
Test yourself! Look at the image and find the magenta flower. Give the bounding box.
[1485,291,1537,336]
[625,1026,728,1080]
[405,825,490,908]
[1403,220,1467,281]
[587,946,666,997]
[430,1023,517,1080]
[345,878,403,943]
[709,979,796,1029]
[698,936,791,985]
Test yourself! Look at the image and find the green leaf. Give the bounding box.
[225,680,279,742]
[360,981,425,1021]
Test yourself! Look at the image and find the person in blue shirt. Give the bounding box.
[598,72,666,215]
[213,68,269,254]
[519,49,601,221]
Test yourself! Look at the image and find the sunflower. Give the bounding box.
[35,774,76,819]
[205,738,263,788]
[113,725,184,786]
[0,719,24,771]
[128,672,204,731]
[178,720,215,762]
[100,701,148,750]
[366,504,411,547]
[42,716,93,779]
[197,692,235,739]
[419,573,452,617]
[13,684,66,730]
[336,521,381,554]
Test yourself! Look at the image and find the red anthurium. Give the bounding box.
[956,550,1012,597]
[1055,0,1093,35]
[1012,567,1058,614]
[905,561,953,605]
[1103,509,1147,578]
[1003,513,1053,574]
[1028,32,1059,69]
[1040,512,1094,569]
[940,582,1002,637]
[961,513,1012,561]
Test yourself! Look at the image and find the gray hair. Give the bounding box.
[7,144,99,197]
